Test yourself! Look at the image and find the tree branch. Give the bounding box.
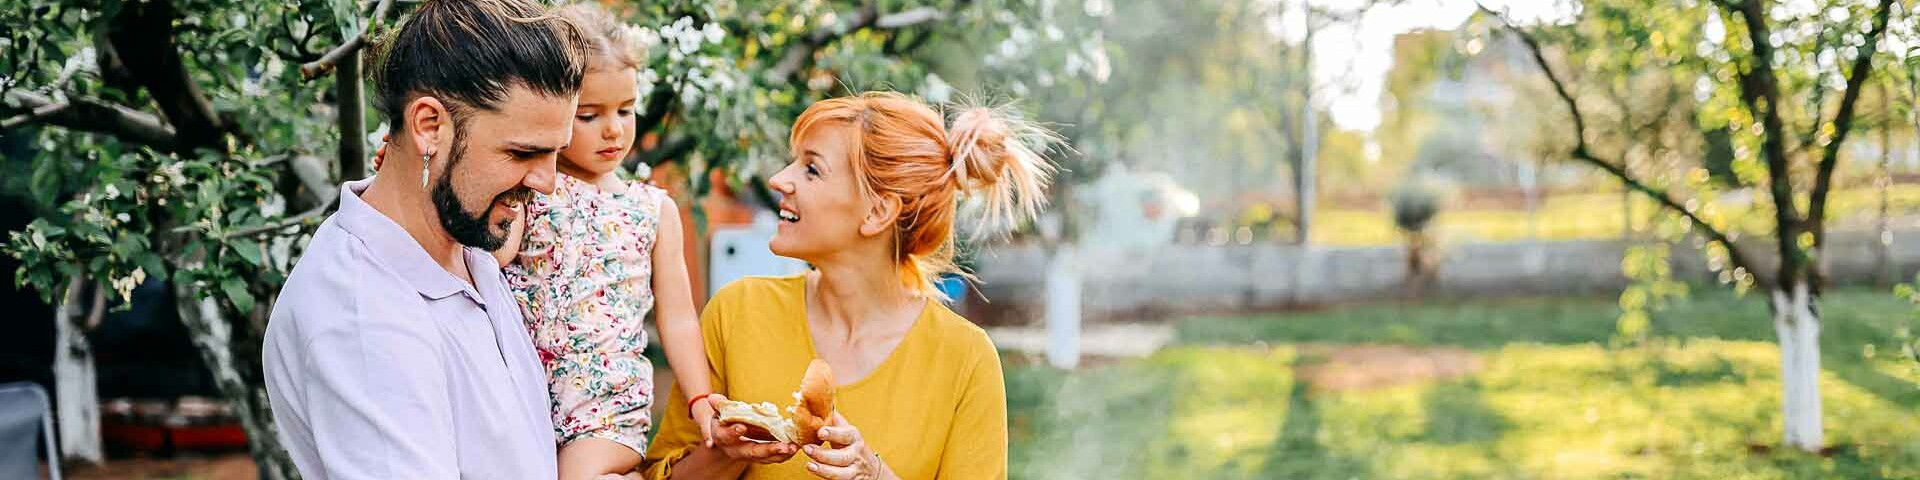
[628,133,697,170]
[106,0,230,151]
[767,5,951,82]
[215,201,335,240]
[0,101,70,129]
[1806,0,1895,249]
[634,82,677,137]
[289,154,341,209]
[875,7,944,29]
[301,36,368,80]
[1796,21,1836,156]
[4,90,178,150]
[272,5,323,63]
[1724,0,1806,288]
[300,0,396,80]
[1481,3,1771,288]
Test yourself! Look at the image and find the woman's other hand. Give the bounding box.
[803,412,895,480]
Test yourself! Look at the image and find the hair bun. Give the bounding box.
[946,107,1011,188]
[943,104,1058,235]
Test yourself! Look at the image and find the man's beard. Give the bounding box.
[432,140,529,251]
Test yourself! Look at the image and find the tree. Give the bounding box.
[2,0,1096,476]
[1388,175,1443,292]
[1478,0,1898,451]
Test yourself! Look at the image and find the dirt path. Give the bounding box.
[1291,343,1482,392]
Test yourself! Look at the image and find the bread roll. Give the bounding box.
[713,359,837,445]
[792,359,836,445]
[716,399,798,443]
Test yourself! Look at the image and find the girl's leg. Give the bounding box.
[557,436,645,480]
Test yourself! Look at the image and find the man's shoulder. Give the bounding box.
[272,219,430,337]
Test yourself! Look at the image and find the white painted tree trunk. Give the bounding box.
[175,288,297,480]
[1769,282,1824,451]
[1045,244,1082,369]
[52,278,103,464]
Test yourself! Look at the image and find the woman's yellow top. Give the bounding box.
[640,275,1008,480]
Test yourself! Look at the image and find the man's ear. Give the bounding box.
[859,193,901,238]
[405,96,451,156]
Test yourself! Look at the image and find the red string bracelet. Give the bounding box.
[687,393,716,414]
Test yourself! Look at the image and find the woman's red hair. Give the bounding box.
[790,92,1057,297]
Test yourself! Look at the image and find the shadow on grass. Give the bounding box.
[1175,288,1920,409]
[1650,353,1742,388]
[1258,373,1377,479]
[1418,380,1510,445]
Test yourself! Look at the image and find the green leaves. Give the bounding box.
[1616,243,1688,346]
[221,276,254,313]
[230,238,264,267]
[1898,273,1920,364]
[327,0,361,38]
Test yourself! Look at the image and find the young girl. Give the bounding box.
[368,3,719,478]
[509,4,722,479]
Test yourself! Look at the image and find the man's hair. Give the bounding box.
[370,0,588,129]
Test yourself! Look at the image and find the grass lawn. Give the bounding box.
[1005,288,1920,479]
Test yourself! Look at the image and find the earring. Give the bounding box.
[420,151,432,188]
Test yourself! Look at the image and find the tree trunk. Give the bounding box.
[173,285,298,480]
[1044,241,1082,369]
[1403,232,1429,298]
[1878,117,1893,286]
[1769,282,1824,451]
[336,49,367,183]
[1293,7,1317,246]
[53,278,103,464]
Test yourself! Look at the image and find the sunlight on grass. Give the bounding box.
[1009,288,1920,479]
[1153,348,1293,477]
[1011,342,1920,479]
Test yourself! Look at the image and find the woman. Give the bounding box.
[639,92,1057,479]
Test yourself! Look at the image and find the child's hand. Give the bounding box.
[691,395,720,447]
[371,133,389,170]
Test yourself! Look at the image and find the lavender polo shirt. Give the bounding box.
[263,179,555,479]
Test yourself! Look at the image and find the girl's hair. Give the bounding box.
[790,92,1058,298]
[552,3,643,71]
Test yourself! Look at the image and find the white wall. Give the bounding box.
[969,229,1920,324]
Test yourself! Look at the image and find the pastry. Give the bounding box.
[715,359,836,445]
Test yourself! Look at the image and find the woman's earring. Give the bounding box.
[420,152,432,188]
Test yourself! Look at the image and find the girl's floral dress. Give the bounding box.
[504,173,666,455]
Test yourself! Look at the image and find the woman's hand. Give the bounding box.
[803,412,896,480]
[704,394,799,465]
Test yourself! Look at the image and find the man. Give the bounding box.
[262,0,585,477]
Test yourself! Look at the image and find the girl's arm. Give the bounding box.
[649,195,716,433]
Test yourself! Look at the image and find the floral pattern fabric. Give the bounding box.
[504,173,665,455]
